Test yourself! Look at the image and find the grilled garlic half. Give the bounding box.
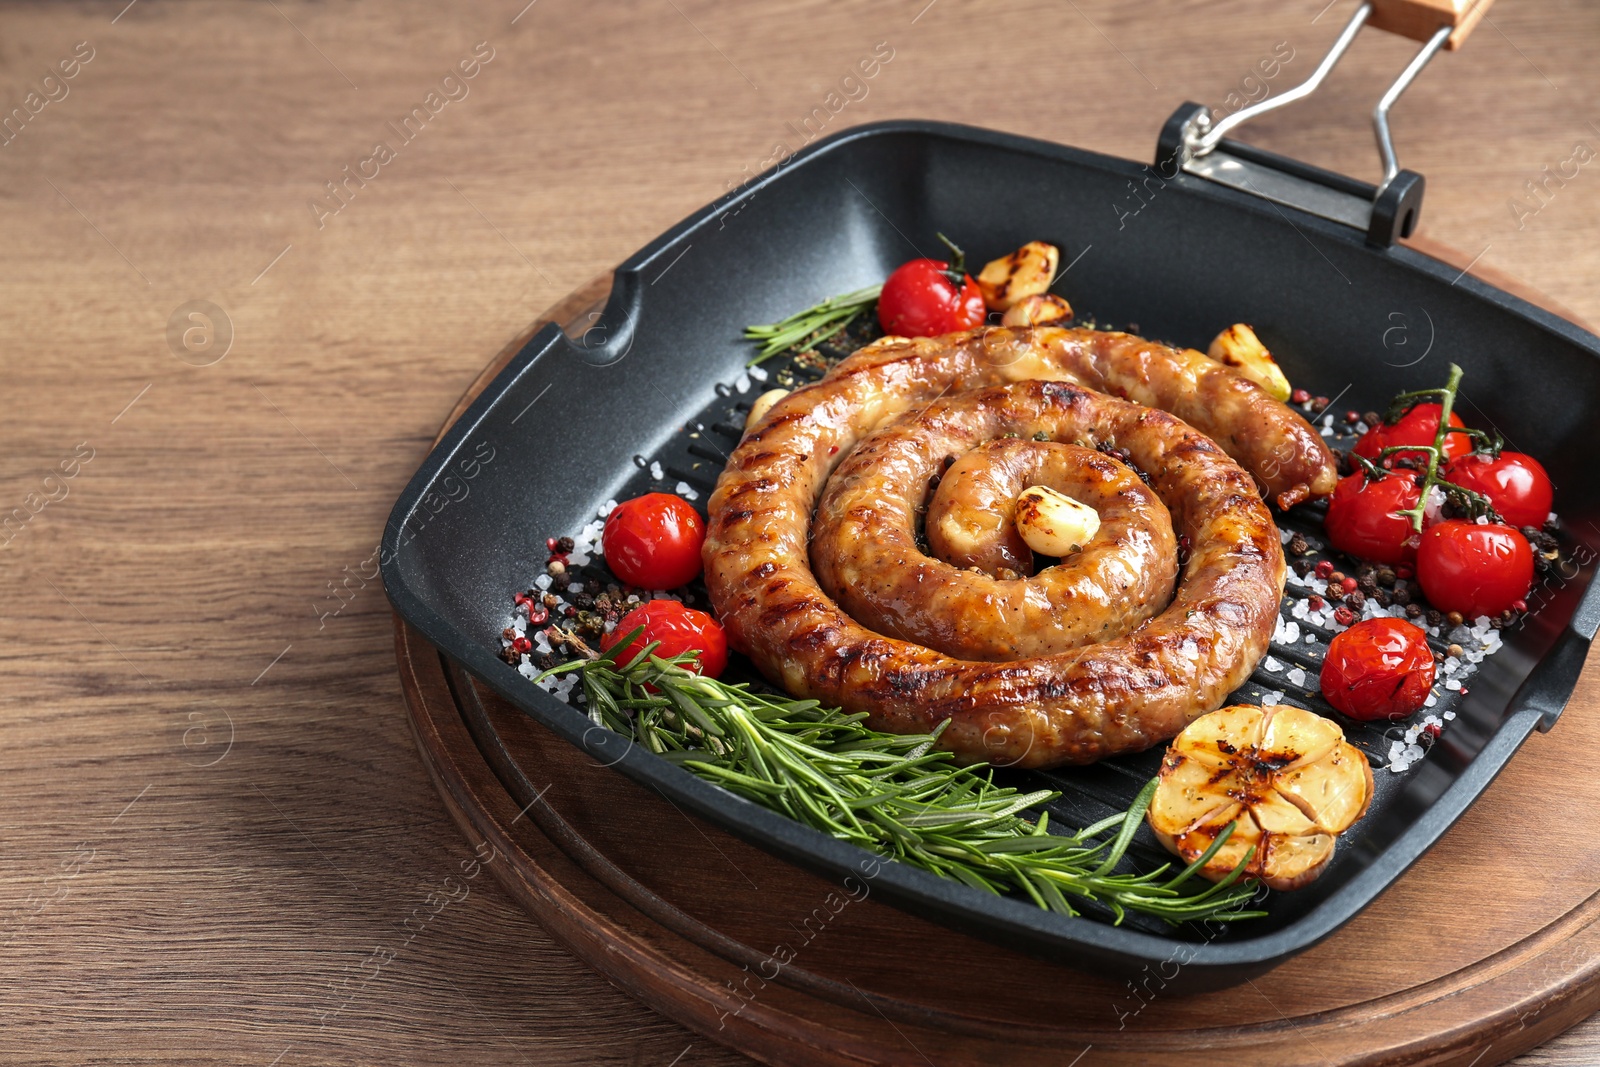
[1014,485,1100,557]
[976,241,1060,311]
[744,388,790,430]
[1206,323,1292,403]
[1000,293,1074,328]
[1147,704,1372,891]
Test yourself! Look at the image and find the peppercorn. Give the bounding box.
[1358,574,1378,594]
[1291,388,1310,404]
[1406,603,1423,619]
[1032,431,1051,441]
[1375,590,1392,607]
[1329,570,1347,586]
[1315,560,1335,579]
[557,536,575,553]
[1392,585,1412,606]
[1511,598,1528,613]
[1344,410,1360,424]
[1376,567,1396,586]
[1396,564,1414,580]
[1340,576,1359,594]
[1311,396,1330,414]
[542,593,560,610]
[498,645,521,665]
[1308,594,1326,611]
[1362,411,1381,428]
[526,605,550,627]
[1333,606,1356,626]
[1292,558,1314,577]
[1287,532,1310,557]
[1446,643,1463,659]
[1446,610,1465,628]
[546,537,560,552]
[547,559,567,576]
[573,591,596,611]
[562,605,578,618]
[1520,525,1541,542]
[512,636,533,654]
[1346,589,1366,610]
[1426,608,1444,627]
[502,626,517,642]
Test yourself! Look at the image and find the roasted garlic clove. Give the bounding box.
[1206,323,1293,403]
[976,241,1060,311]
[1000,293,1074,327]
[744,388,791,430]
[1148,704,1373,891]
[1014,485,1101,557]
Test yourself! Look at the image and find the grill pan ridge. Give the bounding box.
[383,120,1600,986]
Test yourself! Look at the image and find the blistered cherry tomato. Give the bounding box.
[1323,471,1422,564]
[1415,519,1533,619]
[877,258,986,338]
[601,600,728,678]
[1444,452,1553,529]
[602,493,705,589]
[1353,403,1471,464]
[1320,617,1436,721]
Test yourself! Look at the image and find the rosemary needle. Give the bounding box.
[535,633,1262,925]
[743,285,882,365]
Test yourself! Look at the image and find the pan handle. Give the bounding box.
[1156,0,1495,247]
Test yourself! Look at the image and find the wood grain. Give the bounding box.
[1,0,1597,1063]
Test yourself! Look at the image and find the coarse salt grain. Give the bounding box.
[676,480,699,501]
[735,372,752,394]
[650,460,665,480]
[1286,667,1306,687]
[749,365,768,382]
[1265,656,1283,672]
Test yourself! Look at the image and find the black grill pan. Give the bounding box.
[381,118,1600,988]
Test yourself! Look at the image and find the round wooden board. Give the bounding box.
[394,263,1600,1067]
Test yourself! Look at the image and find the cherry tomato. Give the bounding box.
[1323,471,1422,565]
[602,493,705,589]
[1320,617,1436,721]
[1415,519,1533,619]
[1444,452,1553,529]
[601,599,728,678]
[877,258,986,338]
[1353,403,1471,464]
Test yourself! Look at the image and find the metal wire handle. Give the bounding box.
[1185,2,1454,192]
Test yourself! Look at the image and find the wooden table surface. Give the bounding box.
[2,0,1598,1063]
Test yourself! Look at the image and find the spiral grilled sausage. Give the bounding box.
[815,439,1178,661]
[703,327,1309,767]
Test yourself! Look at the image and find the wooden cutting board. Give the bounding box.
[393,257,1600,1067]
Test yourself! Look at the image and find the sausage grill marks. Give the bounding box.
[703,327,1318,768]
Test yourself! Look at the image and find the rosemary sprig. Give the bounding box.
[743,284,881,365]
[536,634,1263,925]
[1357,363,1504,530]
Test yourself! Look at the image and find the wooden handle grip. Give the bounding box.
[1369,0,1495,49]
